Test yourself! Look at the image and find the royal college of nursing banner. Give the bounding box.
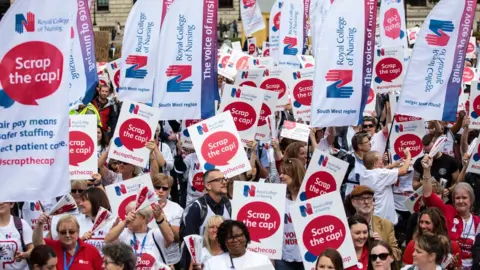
[153,0,218,120]
[68,0,98,110]
[118,0,166,104]
[0,0,75,201]
[269,0,283,63]
[310,0,333,56]
[278,0,304,68]
[311,0,377,127]
[396,0,476,121]
[379,0,408,58]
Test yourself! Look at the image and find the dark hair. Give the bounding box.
[368,241,398,270]
[316,248,344,270]
[348,215,372,250]
[344,195,356,217]
[102,242,136,270]
[416,233,449,265]
[279,137,296,153]
[281,158,306,199]
[422,134,435,146]
[97,125,109,149]
[80,188,111,217]
[216,220,251,252]
[203,168,222,183]
[283,142,307,161]
[29,245,56,268]
[414,208,448,240]
[352,132,370,151]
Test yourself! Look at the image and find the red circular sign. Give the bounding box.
[258,103,271,127]
[118,118,152,151]
[236,56,249,70]
[293,80,313,106]
[367,88,375,104]
[375,57,403,83]
[393,133,423,159]
[463,68,475,83]
[200,131,239,166]
[69,131,95,166]
[304,171,337,200]
[192,172,204,192]
[239,81,257,87]
[260,78,287,99]
[236,201,281,242]
[303,215,346,256]
[224,101,257,131]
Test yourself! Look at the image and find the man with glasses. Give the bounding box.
[362,115,388,154]
[349,186,402,261]
[180,169,232,269]
[343,132,372,198]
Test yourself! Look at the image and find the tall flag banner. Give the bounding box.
[118,0,166,104]
[379,0,408,58]
[310,0,333,56]
[0,0,75,201]
[154,0,217,120]
[310,0,378,127]
[68,0,98,110]
[269,0,283,62]
[278,0,304,68]
[303,0,310,53]
[396,0,476,121]
[240,0,266,36]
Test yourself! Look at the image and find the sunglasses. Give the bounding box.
[154,185,170,191]
[363,124,375,128]
[208,177,228,183]
[71,189,85,194]
[370,253,389,261]
[59,229,77,235]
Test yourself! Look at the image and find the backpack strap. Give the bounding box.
[223,197,232,217]
[197,196,208,224]
[13,216,26,252]
[152,232,167,264]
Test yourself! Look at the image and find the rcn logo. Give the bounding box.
[114,184,127,196]
[111,62,118,69]
[377,48,385,57]
[196,123,209,135]
[299,203,313,217]
[252,59,260,66]
[283,36,298,56]
[243,185,256,197]
[425,19,454,47]
[284,213,292,224]
[15,12,35,34]
[231,88,242,98]
[166,65,193,92]
[125,55,148,79]
[129,104,139,114]
[241,71,249,79]
[292,71,302,80]
[325,70,353,99]
[318,155,328,167]
[395,124,404,132]
[30,201,41,211]
[409,192,419,201]
[263,69,270,77]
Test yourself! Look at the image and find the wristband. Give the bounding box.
[156,218,165,225]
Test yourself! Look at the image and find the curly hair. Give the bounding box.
[102,242,137,270]
[216,220,251,253]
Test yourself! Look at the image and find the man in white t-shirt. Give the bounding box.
[360,148,411,225]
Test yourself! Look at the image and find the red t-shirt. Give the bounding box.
[346,246,369,270]
[403,239,462,267]
[44,238,103,270]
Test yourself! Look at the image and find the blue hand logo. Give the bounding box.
[0,90,15,109]
[284,45,298,56]
[125,64,148,79]
[167,75,194,93]
[428,20,454,36]
[326,80,354,98]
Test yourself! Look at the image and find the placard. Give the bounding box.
[218,85,264,145]
[289,192,357,269]
[463,67,476,85]
[106,59,121,92]
[108,101,159,167]
[363,88,376,116]
[280,121,310,142]
[404,186,424,213]
[188,111,251,177]
[258,68,290,110]
[255,91,279,141]
[297,55,315,68]
[406,27,419,45]
[467,136,480,174]
[69,115,97,179]
[262,42,270,57]
[287,68,314,122]
[467,36,476,59]
[389,120,425,166]
[470,81,480,129]
[247,37,258,56]
[232,41,243,52]
[235,68,265,88]
[373,46,404,93]
[232,181,286,259]
[240,0,266,36]
[219,51,253,81]
[298,150,348,202]
[181,119,202,149]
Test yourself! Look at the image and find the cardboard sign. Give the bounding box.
[298,150,348,202]
[219,51,253,81]
[406,27,419,45]
[181,119,203,149]
[48,194,78,216]
[297,55,315,68]
[218,85,264,145]
[389,120,425,165]
[188,111,251,177]
[105,59,121,91]
[373,46,404,93]
[69,115,97,180]
[470,81,480,129]
[255,91,279,141]
[281,121,310,142]
[262,42,270,57]
[108,101,159,167]
[467,36,476,59]
[235,68,265,88]
[232,181,286,259]
[467,136,480,174]
[463,67,476,85]
[363,88,377,116]
[249,57,275,68]
[232,41,243,52]
[134,185,158,211]
[289,192,357,269]
[287,68,314,122]
[404,186,424,213]
[247,37,257,56]
[105,175,155,221]
[259,68,290,110]
[184,235,203,263]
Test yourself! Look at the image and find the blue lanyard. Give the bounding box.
[63,243,79,270]
[132,228,149,258]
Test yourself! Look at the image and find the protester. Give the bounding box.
[401,234,449,270]
[344,132,371,197]
[29,245,57,270]
[191,215,225,269]
[97,125,110,157]
[102,242,137,270]
[91,84,118,133]
[283,142,308,166]
[316,248,344,270]
[203,220,273,269]
[347,215,370,270]
[369,241,397,270]
[33,214,103,269]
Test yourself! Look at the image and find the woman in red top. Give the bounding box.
[421,155,480,269]
[402,207,462,268]
[33,213,103,270]
[346,215,370,270]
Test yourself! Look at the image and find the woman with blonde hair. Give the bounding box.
[191,215,225,269]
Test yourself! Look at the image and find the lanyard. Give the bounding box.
[229,254,235,269]
[63,243,79,270]
[132,228,149,258]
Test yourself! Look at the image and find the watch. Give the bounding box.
[156,218,165,225]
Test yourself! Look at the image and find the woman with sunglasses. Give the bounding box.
[152,173,184,267]
[346,215,371,270]
[203,220,273,270]
[401,234,449,270]
[369,241,398,270]
[277,158,306,270]
[403,208,461,269]
[316,248,344,270]
[33,214,103,269]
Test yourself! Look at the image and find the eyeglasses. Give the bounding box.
[353,196,374,203]
[59,229,77,235]
[154,185,170,191]
[227,233,245,242]
[363,124,375,129]
[71,189,85,194]
[208,177,227,183]
[369,253,389,261]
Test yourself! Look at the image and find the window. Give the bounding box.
[97,0,109,11]
[219,0,234,8]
